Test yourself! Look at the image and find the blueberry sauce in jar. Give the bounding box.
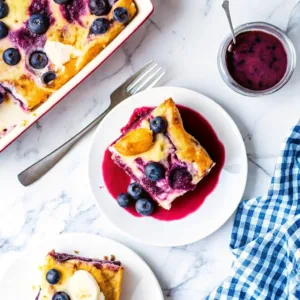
[226,30,288,91]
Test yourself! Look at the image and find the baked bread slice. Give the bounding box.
[109,98,215,210]
[36,250,123,300]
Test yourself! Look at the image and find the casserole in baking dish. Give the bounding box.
[0,0,153,152]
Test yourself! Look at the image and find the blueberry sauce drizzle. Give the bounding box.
[29,0,55,24]
[8,0,54,52]
[9,25,46,52]
[35,288,41,300]
[49,251,121,273]
[103,105,225,221]
[0,85,28,111]
[29,0,50,15]
[121,106,153,133]
[59,0,87,24]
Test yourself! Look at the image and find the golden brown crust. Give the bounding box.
[114,128,153,156]
[39,251,123,300]
[110,98,215,210]
[153,98,215,182]
[0,0,136,110]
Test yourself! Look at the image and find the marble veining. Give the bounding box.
[1,0,300,299]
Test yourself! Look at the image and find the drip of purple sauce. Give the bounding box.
[49,251,121,267]
[121,107,153,133]
[9,25,46,52]
[60,0,87,24]
[226,30,288,91]
[29,0,55,24]
[8,0,56,52]
[29,0,50,14]
[35,288,41,300]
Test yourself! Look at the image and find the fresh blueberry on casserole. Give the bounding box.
[46,269,61,284]
[0,2,9,19]
[52,292,70,300]
[0,21,8,39]
[145,162,165,182]
[90,17,110,35]
[29,51,48,69]
[28,14,50,34]
[150,116,167,134]
[3,48,21,66]
[42,71,57,84]
[89,0,110,16]
[113,7,129,23]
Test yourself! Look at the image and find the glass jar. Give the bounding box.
[218,22,297,97]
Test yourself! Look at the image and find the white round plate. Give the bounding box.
[0,233,163,300]
[89,87,248,246]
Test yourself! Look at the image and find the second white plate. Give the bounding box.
[0,233,163,300]
[88,87,248,246]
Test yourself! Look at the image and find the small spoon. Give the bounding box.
[222,0,236,44]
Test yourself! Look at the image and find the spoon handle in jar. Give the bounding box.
[222,0,236,44]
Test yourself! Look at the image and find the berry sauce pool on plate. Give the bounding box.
[102,105,225,221]
[226,30,288,91]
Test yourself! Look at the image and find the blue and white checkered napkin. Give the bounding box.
[207,122,300,300]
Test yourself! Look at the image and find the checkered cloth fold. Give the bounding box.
[207,122,300,300]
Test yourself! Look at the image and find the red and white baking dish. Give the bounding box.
[0,0,153,153]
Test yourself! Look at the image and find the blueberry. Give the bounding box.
[29,51,48,69]
[46,269,61,284]
[52,292,70,300]
[54,0,71,4]
[117,193,133,208]
[89,0,110,16]
[28,14,50,34]
[113,7,129,23]
[3,48,21,66]
[128,182,144,200]
[135,198,155,216]
[90,18,110,35]
[145,162,165,181]
[0,21,8,39]
[169,167,193,190]
[0,2,9,19]
[42,71,56,84]
[0,92,4,104]
[150,117,167,134]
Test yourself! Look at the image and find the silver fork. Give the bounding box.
[18,61,165,186]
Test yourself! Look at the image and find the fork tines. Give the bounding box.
[126,61,166,94]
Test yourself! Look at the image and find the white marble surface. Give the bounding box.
[1,0,300,299]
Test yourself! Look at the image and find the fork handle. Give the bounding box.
[18,105,112,186]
